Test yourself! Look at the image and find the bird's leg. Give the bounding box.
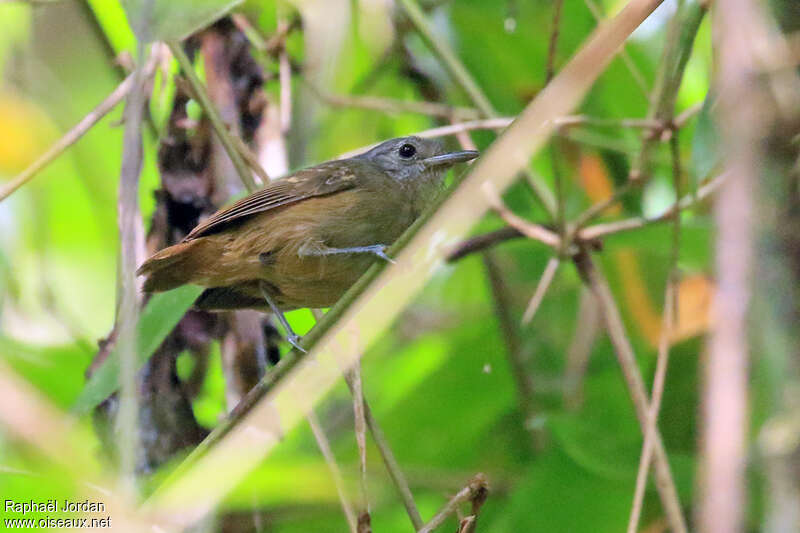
[299,243,396,263]
[259,280,306,353]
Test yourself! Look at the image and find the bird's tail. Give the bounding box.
[137,239,212,292]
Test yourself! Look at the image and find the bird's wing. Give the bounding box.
[183,160,362,241]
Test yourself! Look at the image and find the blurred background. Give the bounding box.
[0,0,798,532]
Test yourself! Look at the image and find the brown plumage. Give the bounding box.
[137,136,478,312]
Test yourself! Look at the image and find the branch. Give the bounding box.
[573,251,687,533]
[629,0,708,181]
[344,375,424,531]
[418,474,489,533]
[0,60,155,203]
[307,83,480,120]
[578,172,724,240]
[522,257,561,325]
[307,410,358,533]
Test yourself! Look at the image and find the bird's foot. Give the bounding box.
[286,332,307,353]
[361,244,396,263]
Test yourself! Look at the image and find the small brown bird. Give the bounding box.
[137,136,478,348]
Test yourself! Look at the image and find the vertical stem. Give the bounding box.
[116,41,148,488]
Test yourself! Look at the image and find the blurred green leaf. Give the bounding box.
[121,0,243,43]
[72,285,203,414]
[690,94,719,184]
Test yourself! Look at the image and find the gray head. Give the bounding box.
[354,136,478,182]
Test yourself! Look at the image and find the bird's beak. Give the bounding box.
[422,150,479,168]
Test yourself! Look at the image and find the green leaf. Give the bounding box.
[72,284,203,414]
[121,0,243,43]
[690,94,719,185]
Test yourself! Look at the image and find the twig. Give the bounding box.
[483,253,543,449]
[346,364,370,518]
[573,251,687,533]
[307,84,480,120]
[418,474,489,533]
[522,257,561,325]
[553,115,664,129]
[627,135,684,533]
[397,0,496,117]
[482,182,561,249]
[307,410,358,533]
[0,67,146,203]
[627,281,676,533]
[344,376,424,531]
[578,172,724,240]
[572,181,637,230]
[168,42,258,193]
[232,13,297,56]
[546,0,565,83]
[629,0,707,181]
[445,226,524,262]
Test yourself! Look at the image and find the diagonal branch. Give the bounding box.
[0,58,156,203]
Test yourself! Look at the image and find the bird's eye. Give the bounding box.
[398,143,417,158]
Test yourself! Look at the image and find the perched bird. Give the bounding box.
[137,136,478,348]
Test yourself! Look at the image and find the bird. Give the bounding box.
[137,136,478,349]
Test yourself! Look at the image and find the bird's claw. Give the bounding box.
[369,245,396,264]
[287,333,307,353]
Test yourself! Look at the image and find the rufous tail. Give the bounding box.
[137,239,211,292]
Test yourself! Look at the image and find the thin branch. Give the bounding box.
[168,42,258,193]
[628,130,682,531]
[629,1,707,181]
[343,375,424,531]
[307,410,358,533]
[0,66,147,203]
[307,84,480,120]
[627,280,676,533]
[482,182,561,249]
[573,251,687,533]
[571,181,637,230]
[445,226,524,262]
[522,257,561,325]
[553,115,664,129]
[418,474,489,533]
[346,364,370,518]
[578,172,724,240]
[546,0,565,83]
